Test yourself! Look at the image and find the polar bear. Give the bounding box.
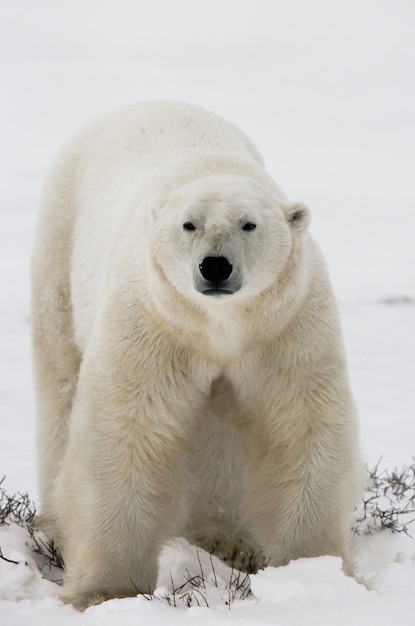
[31,101,363,608]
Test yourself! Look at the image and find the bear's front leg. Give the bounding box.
[53,342,200,609]
[242,422,360,575]
[236,365,362,576]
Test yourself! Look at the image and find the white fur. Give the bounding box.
[31,101,364,608]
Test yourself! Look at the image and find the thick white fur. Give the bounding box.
[31,101,363,608]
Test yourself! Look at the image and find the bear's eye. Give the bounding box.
[183,222,196,231]
[242,222,257,232]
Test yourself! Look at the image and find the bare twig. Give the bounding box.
[0,546,20,565]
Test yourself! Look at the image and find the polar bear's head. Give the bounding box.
[150,174,310,307]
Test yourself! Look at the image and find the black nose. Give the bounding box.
[199,256,233,282]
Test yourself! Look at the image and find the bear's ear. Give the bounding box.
[286,202,311,232]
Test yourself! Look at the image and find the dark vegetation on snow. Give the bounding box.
[352,460,415,536]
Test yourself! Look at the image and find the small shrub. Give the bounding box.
[352,459,415,535]
[0,477,63,582]
[143,552,252,608]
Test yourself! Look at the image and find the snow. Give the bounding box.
[1,0,414,623]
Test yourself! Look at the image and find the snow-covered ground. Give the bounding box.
[1,1,414,623]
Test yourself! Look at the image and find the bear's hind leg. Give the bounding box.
[31,204,81,536]
[193,532,268,574]
[184,403,268,574]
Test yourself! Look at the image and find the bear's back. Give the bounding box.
[60,102,263,177]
